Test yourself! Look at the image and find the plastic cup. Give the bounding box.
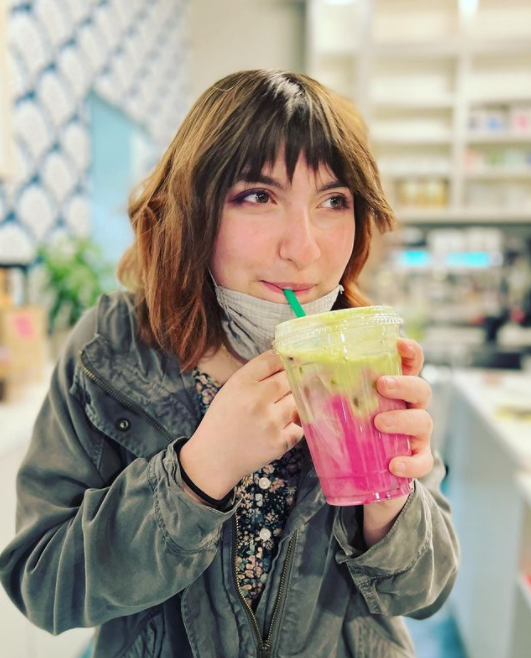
[273,306,413,506]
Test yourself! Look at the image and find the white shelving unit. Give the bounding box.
[306,0,531,225]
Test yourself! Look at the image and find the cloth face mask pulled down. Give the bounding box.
[211,273,344,361]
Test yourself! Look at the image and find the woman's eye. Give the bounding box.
[323,195,349,210]
[237,190,271,205]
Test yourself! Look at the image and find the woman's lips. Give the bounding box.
[261,281,315,297]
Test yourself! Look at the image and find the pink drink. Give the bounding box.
[274,307,413,506]
[301,371,412,506]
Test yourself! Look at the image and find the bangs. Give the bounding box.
[225,75,350,189]
[236,113,346,185]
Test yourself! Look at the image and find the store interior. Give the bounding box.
[1,1,531,657]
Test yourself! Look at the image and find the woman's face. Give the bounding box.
[211,150,355,303]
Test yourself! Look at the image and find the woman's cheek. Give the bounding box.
[227,222,272,266]
[325,222,354,263]
[239,217,268,245]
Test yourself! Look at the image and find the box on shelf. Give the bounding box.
[510,106,531,134]
[0,345,10,380]
[396,178,448,208]
[0,306,46,402]
[0,269,11,309]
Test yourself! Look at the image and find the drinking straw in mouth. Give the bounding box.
[283,289,306,318]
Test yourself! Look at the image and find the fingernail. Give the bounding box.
[385,376,397,389]
[393,461,406,474]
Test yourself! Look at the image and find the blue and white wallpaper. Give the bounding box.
[0,0,190,264]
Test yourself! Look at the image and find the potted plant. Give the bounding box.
[37,237,115,358]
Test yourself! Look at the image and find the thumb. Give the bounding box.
[239,349,285,383]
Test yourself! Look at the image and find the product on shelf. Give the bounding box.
[469,107,508,134]
[0,307,46,402]
[469,105,531,136]
[396,178,448,208]
[464,147,531,172]
[510,106,531,134]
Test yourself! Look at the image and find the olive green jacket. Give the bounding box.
[0,291,459,658]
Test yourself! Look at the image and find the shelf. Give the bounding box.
[373,40,459,59]
[379,169,452,178]
[463,169,531,180]
[372,38,531,59]
[396,207,531,224]
[469,38,531,56]
[469,96,531,107]
[371,97,455,109]
[467,133,531,144]
[308,0,531,229]
[315,47,360,58]
[372,135,452,145]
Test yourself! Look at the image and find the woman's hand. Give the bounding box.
[363,337,434,547]
[180,350,303,502]
[374,337,434,480]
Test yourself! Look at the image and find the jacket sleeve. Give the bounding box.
[333,451,459,618]
[0,314,237,634]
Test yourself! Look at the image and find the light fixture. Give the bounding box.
[459,0,480,19]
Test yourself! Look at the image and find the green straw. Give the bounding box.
[283,289,306,318]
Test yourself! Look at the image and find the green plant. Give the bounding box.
[38,237,115,333]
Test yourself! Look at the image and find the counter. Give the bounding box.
[452,368,531,467]
[446,368,531,658]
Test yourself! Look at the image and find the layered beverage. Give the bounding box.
[273,307,413,506]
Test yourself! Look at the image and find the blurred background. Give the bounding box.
[1,1,531,657]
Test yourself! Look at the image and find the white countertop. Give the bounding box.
[453,368,531,469]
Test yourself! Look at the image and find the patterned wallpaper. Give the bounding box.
[0,0,190,265]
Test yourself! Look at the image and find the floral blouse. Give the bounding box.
[193,369,305,611]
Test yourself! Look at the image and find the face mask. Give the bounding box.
[210,271,344,361]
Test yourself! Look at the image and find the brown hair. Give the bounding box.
[117,69,396,370]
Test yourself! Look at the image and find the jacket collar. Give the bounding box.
[78,329,201,457]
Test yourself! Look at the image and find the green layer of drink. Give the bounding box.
[282,350,400,422]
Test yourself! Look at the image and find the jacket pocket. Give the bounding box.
[116,609,165,658]
[352,615,414,658]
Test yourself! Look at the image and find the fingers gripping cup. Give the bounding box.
[273,306,414,506]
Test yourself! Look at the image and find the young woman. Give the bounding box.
[0,70,459,658]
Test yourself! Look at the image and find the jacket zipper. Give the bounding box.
[78,350,174,441]
[232,514,298,658]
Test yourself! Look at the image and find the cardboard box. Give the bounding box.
[0,306,46,401]
[0,269,10,309]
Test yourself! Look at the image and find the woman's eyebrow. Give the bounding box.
[319,179,349,192]
[236,173,349,192]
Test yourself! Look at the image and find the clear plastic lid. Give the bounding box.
[273,306,403,353]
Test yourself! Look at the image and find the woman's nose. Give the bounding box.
[278,207,321,268]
